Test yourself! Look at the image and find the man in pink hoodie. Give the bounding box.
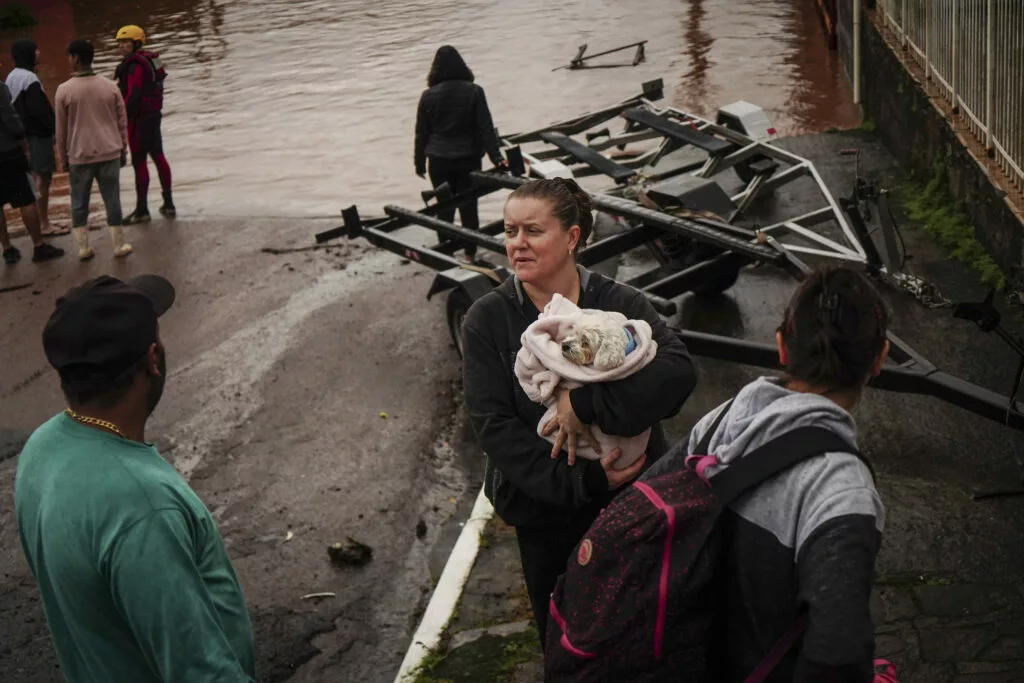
[54,39,132,260]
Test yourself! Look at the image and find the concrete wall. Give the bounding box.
[853,9,1024,282]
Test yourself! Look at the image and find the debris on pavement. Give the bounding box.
[416,519,427,539]
[0,283,32,294]
[328,537,373,567]
[301,592,336,601]
[284,530,295,542]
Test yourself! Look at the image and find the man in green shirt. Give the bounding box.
[15,274,257,682]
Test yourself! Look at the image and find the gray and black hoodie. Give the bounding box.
[6,40,55,139]
[649,376,884,682]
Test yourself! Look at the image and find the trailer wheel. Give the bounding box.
[694,265,741,296]
[447,289,473,359]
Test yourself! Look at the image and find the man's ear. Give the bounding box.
[146,342,162,377]
[871,340,890,377]
[776,330,789,367]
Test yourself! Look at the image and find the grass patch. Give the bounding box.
[0,3,37,29]
[497,628,543,678]
[858,118,877,133]
[896,164,1006,290]
[409,647,455,683]
[414,627,542,683]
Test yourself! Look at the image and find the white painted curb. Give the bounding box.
[393,486,495,682]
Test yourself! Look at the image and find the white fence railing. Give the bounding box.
[878,0,1024,190]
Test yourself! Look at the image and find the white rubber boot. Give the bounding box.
[109,225,133,257]
[72,227,94,261]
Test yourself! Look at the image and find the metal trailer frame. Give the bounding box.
[502,79,872,269]
[315,81,1024,451]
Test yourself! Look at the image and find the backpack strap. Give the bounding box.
[694,399,734,455]
[710,426,873,507]
[743,614,808,683]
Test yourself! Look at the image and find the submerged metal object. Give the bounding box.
[553,40,648,72]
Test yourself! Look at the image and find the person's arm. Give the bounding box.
[115,87,128,151]
[54,87,68,170]
[793,481,882,683]
[107,510,256,682]
[569,290,698,438]
[22,82,55,135]
[0,84,25,139]
[414,91,430,176]
[474,86,502,166]
[124,63,145,119]
[462,303,610,507]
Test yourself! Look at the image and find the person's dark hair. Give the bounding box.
[507,177,594,254]
[61,354,147,409]
[779,265,890,391]
[11,40,37,71]
[67,40,94,67]
[427,45,474,87]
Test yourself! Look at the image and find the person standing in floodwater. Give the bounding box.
[114,25,176,224]
[414,45,506,263]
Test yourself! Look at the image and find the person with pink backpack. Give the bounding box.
[546,265,898,682]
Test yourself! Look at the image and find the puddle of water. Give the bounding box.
[2,0,857,221]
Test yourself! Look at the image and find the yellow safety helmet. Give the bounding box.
[115,25,146,45]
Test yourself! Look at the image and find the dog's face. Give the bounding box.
[561,328,601,366]
[561,315,629,370]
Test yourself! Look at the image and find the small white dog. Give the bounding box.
[560,312,638,371]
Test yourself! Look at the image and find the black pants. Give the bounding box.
[427,155,482,256]
[515,511,601,649]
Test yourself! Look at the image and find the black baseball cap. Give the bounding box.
[42,274,175,385]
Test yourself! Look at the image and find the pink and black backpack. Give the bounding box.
[545,402,897,682]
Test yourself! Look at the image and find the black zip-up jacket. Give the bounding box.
[7,41,55,138]
[462,268,699,529]
[414,80,502,175]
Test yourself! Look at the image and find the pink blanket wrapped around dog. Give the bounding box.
[514,293,658,469]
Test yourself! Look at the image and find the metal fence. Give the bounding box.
[878,0,1024,190]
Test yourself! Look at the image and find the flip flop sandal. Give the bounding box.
[40,225,71,237]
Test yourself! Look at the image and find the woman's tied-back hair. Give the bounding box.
[427,45,475,87]
[779,265,890,391]
[507,177,595,254]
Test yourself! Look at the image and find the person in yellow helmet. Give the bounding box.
[114,25,175,224]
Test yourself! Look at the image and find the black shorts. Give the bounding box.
[0,151,37,209]
[128,113,164,157]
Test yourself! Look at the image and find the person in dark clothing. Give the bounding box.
[7,40,64,237]
[114,25,175,224]
[644,265,889,682]
[0,76,65,264]
[414,45,506,262]
[462,177,698,648]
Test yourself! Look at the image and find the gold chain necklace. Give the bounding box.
[65,408,127,439]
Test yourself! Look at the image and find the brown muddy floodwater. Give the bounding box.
[1,0,858,221]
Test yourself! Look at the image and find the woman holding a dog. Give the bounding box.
[461,177,699,647]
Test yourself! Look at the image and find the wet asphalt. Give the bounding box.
[1,130,1024,682]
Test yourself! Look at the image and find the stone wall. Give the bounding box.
[851,7,1024,283]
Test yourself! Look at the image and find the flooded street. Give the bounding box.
[0,1,867,682]
[3,0,857,219]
